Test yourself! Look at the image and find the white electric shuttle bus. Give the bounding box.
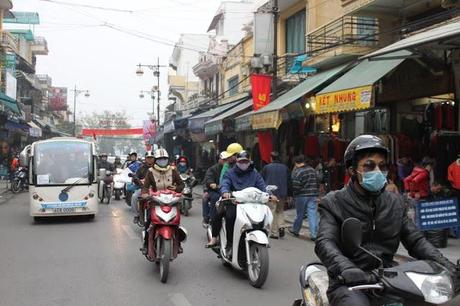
[21,137,98,220]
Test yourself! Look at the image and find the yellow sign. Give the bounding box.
[315,85,373,114]
[252,111,282,130]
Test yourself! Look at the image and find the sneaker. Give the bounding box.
[288,228,299,237]
[279,228,285,238]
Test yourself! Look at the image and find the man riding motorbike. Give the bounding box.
[141,148,184,253]
[98,153,114,172]
[202,151,227,225]
[206,150,274,257]
[131,151,155,224]
[113,156,123,169]
[124,152,142,172]
[176,156,192,175]
[219,143,243,181]
[315,135,460,306]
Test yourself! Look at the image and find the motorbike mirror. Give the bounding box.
[266,185,278,192]
[341,218,363,251]
[19,145,31,167]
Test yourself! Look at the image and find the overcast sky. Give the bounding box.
[10,0,233,127]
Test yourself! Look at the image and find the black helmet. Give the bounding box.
[129,152,137,157]
[344,135,389,169]
[236,150,250,162]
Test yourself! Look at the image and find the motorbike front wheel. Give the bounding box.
[11,179,22,193]
[105,186,111,204]
[114,189,121,201]
[247,243,269,288]
[159,238,171,283]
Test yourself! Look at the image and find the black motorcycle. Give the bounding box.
[11,167,28,193]
[179,172,197,216]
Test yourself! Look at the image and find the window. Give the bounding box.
[228,75,239,96]
[285,9,306,71]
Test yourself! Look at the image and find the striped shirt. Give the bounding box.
[291,165,318,197]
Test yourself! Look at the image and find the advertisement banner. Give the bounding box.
[48,87,68,111]
[252,111,282,130]
[251,74,273,163]
[315,85,373,114]
[143,120,157,143]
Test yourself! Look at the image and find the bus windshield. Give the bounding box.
[34,141,93,185]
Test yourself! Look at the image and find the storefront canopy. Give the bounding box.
[28,121,42,138]
[363,20,460,59]
[235,111,254,132]
[204,99,253,135]
[188,98,246,133]
[315,50,410,114]
[0,91,20,114]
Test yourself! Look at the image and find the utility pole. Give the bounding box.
[71,85,90,136]
[156,57,161,125]
[272,0,279,99]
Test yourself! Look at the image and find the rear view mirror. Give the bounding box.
[341,218,363,253]
[266,185,278,192]
[19,145,31,167]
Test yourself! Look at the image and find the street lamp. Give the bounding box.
[135,58,167,124]
[139,89,156,115]
[71,85,90,136]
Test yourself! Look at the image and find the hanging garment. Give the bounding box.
[446,104,455,131]
[304,134,320,158]
[435,104,443,130]
[425,103,435,128]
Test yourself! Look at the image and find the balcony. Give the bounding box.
[31,36,48,55]
[0,31,18,53]
[305,16,379,68]
[193,53,220,80]
[342,0,443,17]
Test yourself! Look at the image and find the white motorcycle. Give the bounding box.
[207,186,275,288]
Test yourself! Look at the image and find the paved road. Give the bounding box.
[0,193,316,306]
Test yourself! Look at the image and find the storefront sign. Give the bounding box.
[252,111,282,130]
[416,198,460,231]
[315,85,372,114]
[48,87,68,111]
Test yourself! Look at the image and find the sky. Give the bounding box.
[9,0,232,127]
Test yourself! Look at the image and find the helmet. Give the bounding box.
[178,156,188,163]
[224,143,243,158]
[129,152,137,157]
[344,135,389,169]
[154,148,169,159]
[145,151,154,158]
[236,150,250,161]
[219,151,228,160]
[100,153,108,157]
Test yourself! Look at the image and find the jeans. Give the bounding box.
[208,191,220,221]
[131,189,142,216]
[293,196,318,238]
[211,203,236,247]
[270,198,286,236]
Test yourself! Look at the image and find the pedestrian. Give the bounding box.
[261,151,291,239]
[404,157,433,200]
[289,155,319,241]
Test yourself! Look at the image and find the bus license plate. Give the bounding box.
[52,207,76,214]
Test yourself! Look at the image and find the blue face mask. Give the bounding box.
[359,170,387,193]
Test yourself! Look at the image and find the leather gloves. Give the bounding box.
[340,268,375,286]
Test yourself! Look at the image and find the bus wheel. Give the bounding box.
[87,214,95,221]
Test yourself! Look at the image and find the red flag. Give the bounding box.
[251,74,273,163]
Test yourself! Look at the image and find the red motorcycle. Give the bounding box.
[143,190,187,283]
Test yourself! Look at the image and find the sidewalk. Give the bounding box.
[0,179,13,204]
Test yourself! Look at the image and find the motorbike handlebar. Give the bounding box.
[348,283,384,292]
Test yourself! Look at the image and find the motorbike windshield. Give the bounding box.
[34,141,93,185]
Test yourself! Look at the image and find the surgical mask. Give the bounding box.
[236,162,250,171]
[358,170,387,193]
[179,162,187,167]
[155,158,169,168]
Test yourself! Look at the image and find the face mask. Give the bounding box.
[156,158,169,168]
[236,162,250,171]
[179,162,187,167]
[359,170,387,193]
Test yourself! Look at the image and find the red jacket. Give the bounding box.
[404,167,430,198]
[448,162,460,190]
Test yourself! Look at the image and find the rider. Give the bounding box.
[97,153,114,172]
[202,151,227,225]
[219,143,243,181]
[315,135,460,305]
[141,148,184,253]
[124,152,142,172]
[176,156,191,175]
[131,151,155,224]
[207,150,272,257]
[113,156,123,169]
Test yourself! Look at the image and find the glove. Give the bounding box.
[340,268,375,286]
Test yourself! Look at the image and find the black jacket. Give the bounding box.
[315,182,449,281]
[204,163,223,192]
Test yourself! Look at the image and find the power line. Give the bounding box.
[40,0,135,13]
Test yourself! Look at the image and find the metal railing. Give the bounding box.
[0,31,19,53]
[307,16,379,57]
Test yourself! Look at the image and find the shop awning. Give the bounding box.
[204,99,253,135]
[28,121,42,137]
[188,98,246,133]
[315,50,410,114]
[0,91,20,114]
[235,111,254,132]
[163,120,175,134]
[363,20,460,59]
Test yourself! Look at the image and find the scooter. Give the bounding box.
[292,218,460,306]
[113,168,125,201]
[11,166,28,193]
[98,168,113,204]
[180,172,197,216]
[207,186,275,288]
[141,190,187,283]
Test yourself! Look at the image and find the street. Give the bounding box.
[0,193,316,306]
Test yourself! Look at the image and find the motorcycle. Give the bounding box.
[179,172,197,216]
[98,168,113,204]
[112,168,126,201]
[206,186,275,288]
[292,217,460,306]
[11,166,28,193]
[127,172,144,227]
[141,190,188,283]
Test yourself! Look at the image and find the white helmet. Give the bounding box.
[154,148,169,159]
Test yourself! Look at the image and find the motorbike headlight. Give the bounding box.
[406,271,453,304]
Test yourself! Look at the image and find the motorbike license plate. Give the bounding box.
[52,207,77,214]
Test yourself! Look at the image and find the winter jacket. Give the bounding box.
[98,160,114,172]
[315,183,450,286]
[142,166,184,194]
[220,164,266,194]
[291,165,318,197]
[448,161,460,190]
[404,166,430,198]
[204,163,223,192]
[261,160,291,198]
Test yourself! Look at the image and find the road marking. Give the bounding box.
[121,224,138,240]
[170,293,192,306]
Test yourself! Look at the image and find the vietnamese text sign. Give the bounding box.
[315,85,372,114]
[416,198,460,231]
[49,87,68,111]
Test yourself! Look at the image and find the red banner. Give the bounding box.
[81,128,143,136]
[48,87,68,111]
[251,74,273,163]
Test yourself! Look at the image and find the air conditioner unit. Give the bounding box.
[262,55,273,66]
[251,56,263,69]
